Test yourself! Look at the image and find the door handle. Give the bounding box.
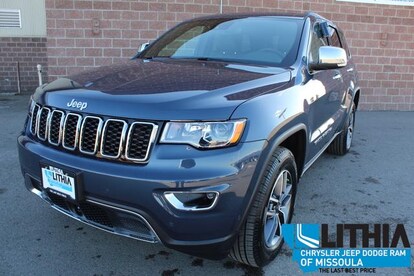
[347,68,354,72]
[333,73,342,80]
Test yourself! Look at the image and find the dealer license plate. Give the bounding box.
[41,164,76,200]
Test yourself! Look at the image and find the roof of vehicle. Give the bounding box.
[184,12,328,22]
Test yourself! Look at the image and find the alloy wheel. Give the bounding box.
[263,169,293,248]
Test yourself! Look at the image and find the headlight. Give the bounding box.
[160,119,246,149]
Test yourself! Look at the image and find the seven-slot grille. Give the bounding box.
[29,104,157,162]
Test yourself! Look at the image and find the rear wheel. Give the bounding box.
[229,147,297,267]
[327,103,356,155]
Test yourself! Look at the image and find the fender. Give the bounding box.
[233,122,307,235]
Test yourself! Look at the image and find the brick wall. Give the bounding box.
[0,37,48,94]
[45,0,414,110]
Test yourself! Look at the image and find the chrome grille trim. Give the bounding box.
[47,110,65,146]
[30,104,41,135]
[36,107,51,141]
[100,119,128,159]
[125,122,158,162]
[79,116,103,155]
[28,104,157,163]
[62,113,82,151]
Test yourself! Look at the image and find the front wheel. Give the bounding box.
[229,147,298,267]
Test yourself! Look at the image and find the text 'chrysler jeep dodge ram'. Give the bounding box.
[18,13,359,267]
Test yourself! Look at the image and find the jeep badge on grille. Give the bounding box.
[67,99,88,111]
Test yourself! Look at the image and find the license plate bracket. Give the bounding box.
[40,162,83,202]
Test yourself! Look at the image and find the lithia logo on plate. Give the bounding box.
[282,224,411,273]
[48,167,72,186]
[44,165,74,193]
[67,98,88,110]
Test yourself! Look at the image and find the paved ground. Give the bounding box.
[0,95,413,276]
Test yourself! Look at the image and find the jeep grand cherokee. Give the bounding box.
[18,12,359,267]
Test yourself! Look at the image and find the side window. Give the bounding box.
[328,26,342,48]
[309,32,328,64]
[338,31,351,58]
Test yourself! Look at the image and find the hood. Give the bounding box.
[34,59,291,120]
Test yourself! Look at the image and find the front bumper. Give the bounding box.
[18,134,265,259]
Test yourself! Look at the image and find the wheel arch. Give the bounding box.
[256,123,308,190]
[236,123,308,229]
[353,88,361,109]
[278,128,307,178]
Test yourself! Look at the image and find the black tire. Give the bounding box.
[229,147,298,267]
[327,103,356,155]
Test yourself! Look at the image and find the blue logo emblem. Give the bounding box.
[284,224,320,249]
[282,224,411,273]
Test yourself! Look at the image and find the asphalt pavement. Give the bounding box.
[0,95,413,276]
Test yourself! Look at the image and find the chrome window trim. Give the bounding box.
[36,107,51,141]
[47,110,65,146]
[79,116,103,155]
[125,122,158,162]
[100,119,128,159]
[62,113,82,151]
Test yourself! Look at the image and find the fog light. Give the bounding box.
[206,193,215,200]
[164,191,219,211]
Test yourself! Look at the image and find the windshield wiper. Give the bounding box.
[192,57,261,66]
[170,57,235,63]
[135,56,169,61]
[194,57,222,61]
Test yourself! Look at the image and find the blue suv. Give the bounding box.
[18,13,359,267]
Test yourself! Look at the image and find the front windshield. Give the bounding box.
[142,17,304,67]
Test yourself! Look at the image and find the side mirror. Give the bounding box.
[131,42,150,59]
[138,42,150,53]
[309,46,347,71]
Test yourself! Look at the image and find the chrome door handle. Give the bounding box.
[347,68,354,72]
[333,74,342,80]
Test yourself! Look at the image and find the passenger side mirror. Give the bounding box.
[309,46,347,71]
[138,42,150,53]
[131,42,150,59]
